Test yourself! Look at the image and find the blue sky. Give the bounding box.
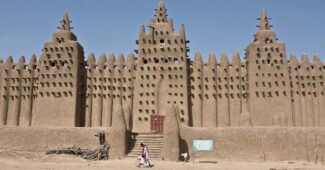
[0,0,324,62]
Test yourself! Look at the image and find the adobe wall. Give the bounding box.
[0,56,37,127]
[85,53,135,128]
[189,52,248,127]
[0,127,110,152]
[0,126,128,159]
[288,54,325,127]
[180,126,325,161]
[0,59,5,125]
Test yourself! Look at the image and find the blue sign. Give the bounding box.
[193,140,214,151]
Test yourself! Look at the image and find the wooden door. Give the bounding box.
[150,115,165,134]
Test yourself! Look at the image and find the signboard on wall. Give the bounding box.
[192,140,214,163]
[193,140,214,151]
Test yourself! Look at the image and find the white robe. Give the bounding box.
[140,145,150,166]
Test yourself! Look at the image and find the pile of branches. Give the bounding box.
[46,142,110,160]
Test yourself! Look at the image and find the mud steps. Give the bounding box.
[126,133,163,159]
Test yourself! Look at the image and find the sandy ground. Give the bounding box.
[0,151,325,170]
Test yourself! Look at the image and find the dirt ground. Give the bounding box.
[0,151,324,170]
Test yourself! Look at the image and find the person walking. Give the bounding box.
[137,143,151,167]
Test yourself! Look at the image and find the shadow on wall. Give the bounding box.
[179,137,189,160]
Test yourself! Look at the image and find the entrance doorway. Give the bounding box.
[150,115,165,134]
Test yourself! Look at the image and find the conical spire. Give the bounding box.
[301,53,310,65]
[220,52,229,66]
[6,56,13,65]
[168,17,174,28]
[126,53,135,67]
[18,56,26,64]
[16,56,25,69]
[208,52,217,68]
[194,52,203,65]
[29,54,37,65]
[155,0,168,22]
[289,53,298,65]
[97,53,107,67]
[139,25,146,36]
[179,24,185,37]
[107,53,116,67]
[87,53,96,65]
[313,54,321,65]
[259,10,271,30]
[60,12,71,31]
[232,52,241,66]
[116,53,125,66]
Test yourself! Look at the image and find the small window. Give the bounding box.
[276,48,280,52]
[143,58,148,64]
[49,61,56,67]
[160,39,164,44]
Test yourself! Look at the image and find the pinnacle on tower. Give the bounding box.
[6,56,13,64]
[126,52,135,67]
[116,53,125,66]
[194,52,203,66]
[107,53,116,67]
[220,52,229,66]
[313,54,321,64]
[29,54,37,65]
[60,12,72,31]
[179,24,185,37]
[289,53,298,64]
[208,52,217,67]
[232,52,241,66]
[155,0,168,22]
[139,25,146,36]
[18,56,26,64]
[97,53,107,67]
[301,53,310,64]
[87,53,96,65]
[258,10,271,30]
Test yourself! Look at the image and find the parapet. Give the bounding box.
[288,53,324,69]
[191,51,245,68]
[85,52,136,71]
[1,55,38,70]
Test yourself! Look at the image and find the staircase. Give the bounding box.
[127,133,163,159]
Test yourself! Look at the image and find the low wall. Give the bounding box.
[0,127,111,152]
[2,126,325,162]
[180,126,325,162]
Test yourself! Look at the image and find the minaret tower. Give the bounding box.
[133,0,190,132]
[32,13,86,127]
[246,10,293,126]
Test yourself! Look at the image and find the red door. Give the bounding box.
[150,115,165,134]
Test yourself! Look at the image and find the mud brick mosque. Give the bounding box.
[0,0,324,134]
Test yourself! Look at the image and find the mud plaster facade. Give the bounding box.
[0,1,324,132]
